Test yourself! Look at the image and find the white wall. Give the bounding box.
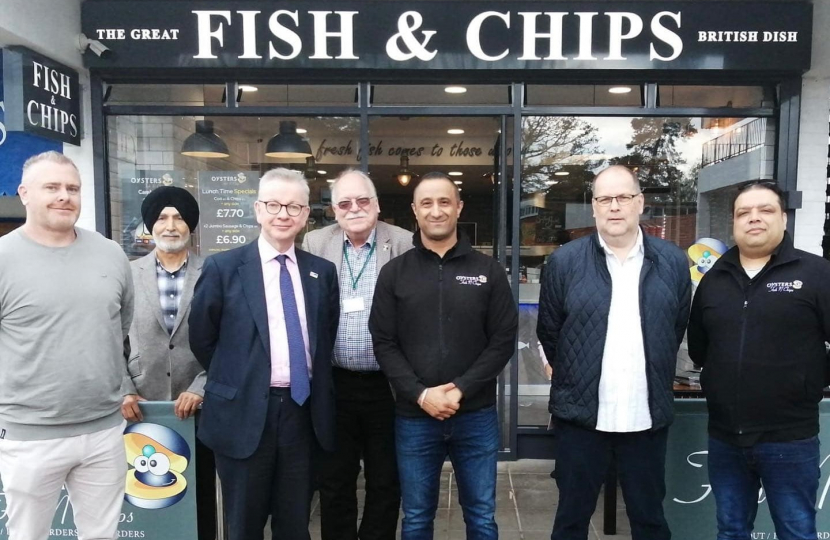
[0,0,97,231]
[795,0,830,254]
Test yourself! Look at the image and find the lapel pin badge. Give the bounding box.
[310,272,319,279]
[383,244,390,252]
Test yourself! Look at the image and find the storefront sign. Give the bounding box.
[0,403,198,540]
[197,171,259,254]
[2,48,81,146]
[81,1,811,72]
[0,50,62,196]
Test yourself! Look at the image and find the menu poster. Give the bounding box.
[197,171,260,255]
[120,171,187,257]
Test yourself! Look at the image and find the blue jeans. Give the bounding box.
[395,405,499,540]
[708,436,820,540]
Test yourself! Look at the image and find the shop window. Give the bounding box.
[366,116,503,237]
[658,85,774,108]
[106,84,226,106]
[372,84,510,105]
[515,115,773,426]
[236,84,358,107]
[526,84,643,106]
[107,115,359,258]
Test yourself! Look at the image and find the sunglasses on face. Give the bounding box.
[335,197,375,211]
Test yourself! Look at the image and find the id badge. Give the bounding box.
[343,296,366,313]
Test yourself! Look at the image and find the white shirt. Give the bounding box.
[595,229,651,432]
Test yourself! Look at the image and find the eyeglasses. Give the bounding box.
[335,197,375,211]
[258,201,307,216]
[593,193,641,207]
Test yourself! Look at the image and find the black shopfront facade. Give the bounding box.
[81,0,813,469]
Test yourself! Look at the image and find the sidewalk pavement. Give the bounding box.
[306,459,632,540]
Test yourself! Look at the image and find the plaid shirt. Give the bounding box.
[333,230,379,371]
[156,257,188,335]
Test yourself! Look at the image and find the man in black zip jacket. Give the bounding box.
[369,172,517,540]
[688,181,830,540]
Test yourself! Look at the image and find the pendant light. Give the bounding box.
[181,120,229,158]
[397,155,413,186]
[304,156,319,179]
[265,121,313,158]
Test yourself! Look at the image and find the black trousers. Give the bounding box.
[194,436,217,540]
[215,388,313,540]
[551,420,670,540]
[318,368,400,540]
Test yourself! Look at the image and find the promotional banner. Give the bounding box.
[197,171,260,255]
[81,1,811,72]
[119,171,188,257]
[665,400,830,538]
[0,403,198,540]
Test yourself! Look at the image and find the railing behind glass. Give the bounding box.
[701,118,767,167]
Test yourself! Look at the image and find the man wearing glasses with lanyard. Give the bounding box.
[303,169,413,540]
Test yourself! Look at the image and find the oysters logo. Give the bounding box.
[123,423,191,509]
[161,173,174,187]
[237,172,247,184]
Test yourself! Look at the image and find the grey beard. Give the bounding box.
[153,236,190,253]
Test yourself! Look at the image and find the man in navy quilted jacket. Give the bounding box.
[537,165,691,540]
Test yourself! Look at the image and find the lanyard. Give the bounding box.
[343,242,375,290]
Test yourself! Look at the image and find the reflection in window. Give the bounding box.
[516,115,773,426]
[373,85,510,105]
[658,85,774,108]
[236,85,357,107]
[526,84,643,106]
[107,84,226,106]
[107,116,360,258]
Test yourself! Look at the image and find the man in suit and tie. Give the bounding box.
[120,186,216,540]
[189,168,340,540]
[302,169,412,540]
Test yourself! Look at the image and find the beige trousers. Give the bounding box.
[0,421,127,540]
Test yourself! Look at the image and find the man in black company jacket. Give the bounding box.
[369,172,517,540]
[688,181,830,540]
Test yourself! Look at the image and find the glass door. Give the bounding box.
[366,115,516,454]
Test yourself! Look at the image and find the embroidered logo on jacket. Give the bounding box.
[767,280,802,293]
[456,275,488,286]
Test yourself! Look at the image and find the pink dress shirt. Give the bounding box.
[257,236,312,387]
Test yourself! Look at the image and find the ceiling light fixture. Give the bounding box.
[180,120,230,158]
[447,128,465,135]
[296,128,308,134]
[453,181,463,185]
[397,155,413,186]
[448,171,463,176]
[608,86,633,94]
[445,86,467,94]
[554,171,570,176]
[317,170,327,175]
[327,179,335,183]
[265,121,312,158]
[304,156,319,179]
[239,85,258,92]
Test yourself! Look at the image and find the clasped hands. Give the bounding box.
[420,383,463,420]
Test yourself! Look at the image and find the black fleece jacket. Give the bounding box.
[369,232,518,417]
[688,232,830,445]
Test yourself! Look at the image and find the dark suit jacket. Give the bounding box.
[189,241,340,459]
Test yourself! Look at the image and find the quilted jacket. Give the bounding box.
[536,230,691,430]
